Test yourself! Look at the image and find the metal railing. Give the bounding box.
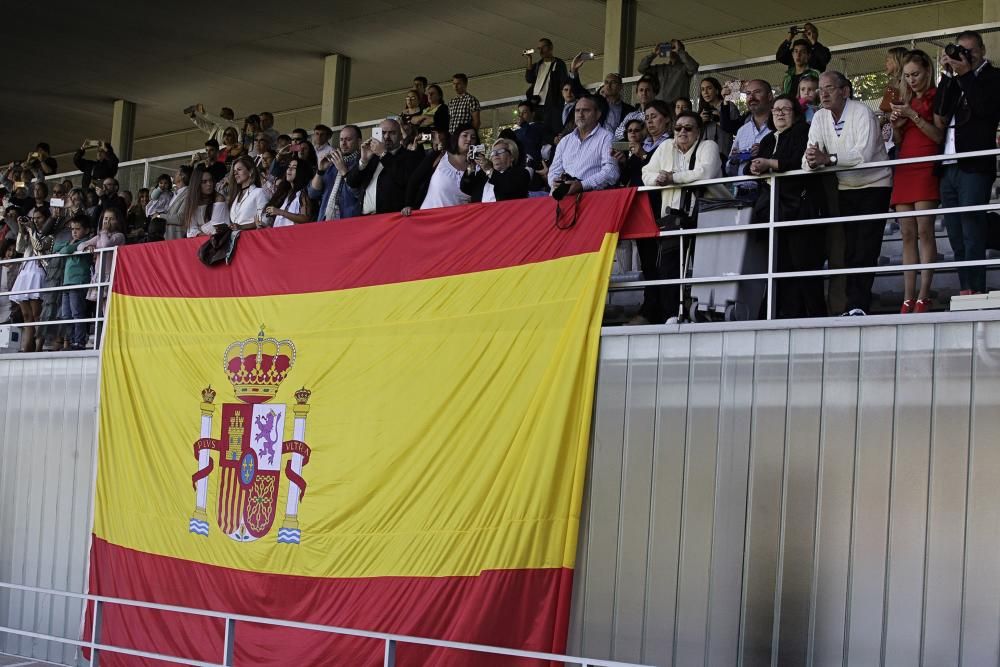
[0,247,115,353]
[612,147,1000,321]
[0,581,652,667]
[26,22,998,189]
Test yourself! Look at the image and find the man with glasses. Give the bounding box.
[934,30,1000,297]
[727,80,774,200]
[803,71,892,316]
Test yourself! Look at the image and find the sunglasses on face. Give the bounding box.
[674,125,696,132]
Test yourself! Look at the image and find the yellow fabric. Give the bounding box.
[94,234,617,579]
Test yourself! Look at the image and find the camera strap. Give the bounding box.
[554,192,583,230]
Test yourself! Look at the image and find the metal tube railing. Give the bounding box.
[0,580,653,667]
[0,247,116,352]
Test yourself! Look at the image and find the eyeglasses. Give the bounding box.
[818,85,844,94]
[489,149,509,156]
[772,106,794,114]
[674,125,696,132]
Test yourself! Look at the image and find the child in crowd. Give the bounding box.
[54,213,94,350]
[797,74,820,122]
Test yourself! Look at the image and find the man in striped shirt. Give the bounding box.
[547,94,619,196]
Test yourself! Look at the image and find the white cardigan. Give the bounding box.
[641,138,722,215]
[229,186,269,229]
[802,99,892,190]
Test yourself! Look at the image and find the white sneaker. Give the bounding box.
[841,308,867,316]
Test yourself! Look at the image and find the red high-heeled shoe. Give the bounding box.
[900,299,915,314]
[914,298,931,313]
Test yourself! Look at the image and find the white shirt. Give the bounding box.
[421,155,471,209]
[533,60,555,105]
[727,116,771,178]
[803,99,892,190]
[186,202,230,237]
[229,186,269,228]
[274,192,303,227]
[942,59,989,164]
[641,139,722,214]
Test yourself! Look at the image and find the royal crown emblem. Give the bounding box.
[188,328,312,544]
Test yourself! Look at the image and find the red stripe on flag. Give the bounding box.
[112,188,655,299]
[86,538,574,666]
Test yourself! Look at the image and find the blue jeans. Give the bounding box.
[60,288,88,348]
[941,165,994,292]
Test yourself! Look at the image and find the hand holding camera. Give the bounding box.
[551,174,581,200]
[942,42,974,75]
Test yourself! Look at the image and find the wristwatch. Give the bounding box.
[829,153,838,166]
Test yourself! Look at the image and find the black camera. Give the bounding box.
[789,26,800,36]
[552,175,577,200]
[945,42,972,62]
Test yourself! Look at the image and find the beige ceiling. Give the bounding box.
[1,0,986,164]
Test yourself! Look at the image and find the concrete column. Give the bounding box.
[320,54,351,127]
[110,99,136,161]
[984,0,1000,59]
[603,0,637,76]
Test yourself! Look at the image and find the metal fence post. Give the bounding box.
[142,160,150,190]
[766,173,777,320]
[383,638,396,666]
[222,618,237,666]
[89,599,103,667]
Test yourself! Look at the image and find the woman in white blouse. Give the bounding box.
[226,156,270,230]
[401,126,477,215]
[264,158,315,227]
[641,110,722,216]
[184,165,230,237]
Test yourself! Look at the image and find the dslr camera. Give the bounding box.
[945,42,972,62]
[789,26,800,36]
[551,174,578,201]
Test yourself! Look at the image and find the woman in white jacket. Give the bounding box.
[183,165,230,237]
[641,111,722,217]
[226,156,269,231]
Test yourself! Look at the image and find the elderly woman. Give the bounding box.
[632,111,722,325]
[749,93,826,318]
[460,138,530,202]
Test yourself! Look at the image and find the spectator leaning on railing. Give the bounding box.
[547,94,620,197]
[803,70,892,317]
[934,29,1000,297]
[727,80,774,201]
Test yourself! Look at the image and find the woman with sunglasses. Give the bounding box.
[635,111,722,324]
[460,138,530,202]
[749,93,826,318]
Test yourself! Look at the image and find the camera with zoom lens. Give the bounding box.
[789,26,800,36]
[551,174,577,201]
[945,42,972,62]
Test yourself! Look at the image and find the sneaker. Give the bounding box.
[900,299,915,314]
[841,308,867,316]
[914,298,931,313]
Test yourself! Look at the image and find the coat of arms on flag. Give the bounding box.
[187,328,312,544]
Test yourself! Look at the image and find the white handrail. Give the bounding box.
[0,580,654,667]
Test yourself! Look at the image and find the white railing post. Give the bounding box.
[222,617,236,666]
[766,173,777,320]
[89,599,103,667]
[93,250,104,350]
[383,638,397,666]
[142,160,150,190]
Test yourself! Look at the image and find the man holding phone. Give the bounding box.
[345,118,424,215]
[637,39,700,104]
[309,125,363,221]
[72,140,119,190]
[525,38,573,139]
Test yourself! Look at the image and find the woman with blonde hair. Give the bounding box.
[460,137,530,202]
[888,49,946,313]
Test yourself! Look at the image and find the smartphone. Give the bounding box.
[419,133,432,142]
[14,181,25,189]
[611,141,632,153]
[50,197,65,208]
[578,51,596,61]
[523,48,535,56]
[657,42,672,57]
[372,127,384,142]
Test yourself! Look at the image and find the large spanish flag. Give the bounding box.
[87,190,655,665]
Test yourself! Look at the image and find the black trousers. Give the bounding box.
[777,224,828,318]
[637,238,680,323]
[838,187,891,313]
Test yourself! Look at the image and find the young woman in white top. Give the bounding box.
[264,158,315,227]
[183,165,230,237]
[9,208,51,352]
[226,157,270,230]
[401,125,477,215]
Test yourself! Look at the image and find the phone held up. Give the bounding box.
[371,127,384,143]
[657,42,672,57]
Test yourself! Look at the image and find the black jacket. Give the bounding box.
[459,167,530,202]
[525,57,570,110]
[753,120,826,222]
[345,147,425,214]
[73,146,119,190]
[934,62,1000,175]
[776,39,831,73]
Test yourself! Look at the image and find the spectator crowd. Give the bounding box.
[1,26,999,346]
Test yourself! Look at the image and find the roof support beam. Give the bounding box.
[111,99,136,161]
[321,54,351,128]
[603,0,637,76]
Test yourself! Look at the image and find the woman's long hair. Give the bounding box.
[267,158,315,220]
[898,49,934,105]
[886,46,908,86]
[182,165,219,228]
[226,156,261,208]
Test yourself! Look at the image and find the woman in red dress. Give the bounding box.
[890,50,946,313]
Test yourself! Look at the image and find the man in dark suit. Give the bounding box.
[525,38,571,139]
[935,29,1000,295]
[345,119,424,215]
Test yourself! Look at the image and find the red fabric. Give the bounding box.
[114,188,656,299]
[891,87,940,206]
[85,538,573,667]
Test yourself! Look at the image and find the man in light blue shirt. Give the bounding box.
[548,95,619,195]
[726,79,773,199]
